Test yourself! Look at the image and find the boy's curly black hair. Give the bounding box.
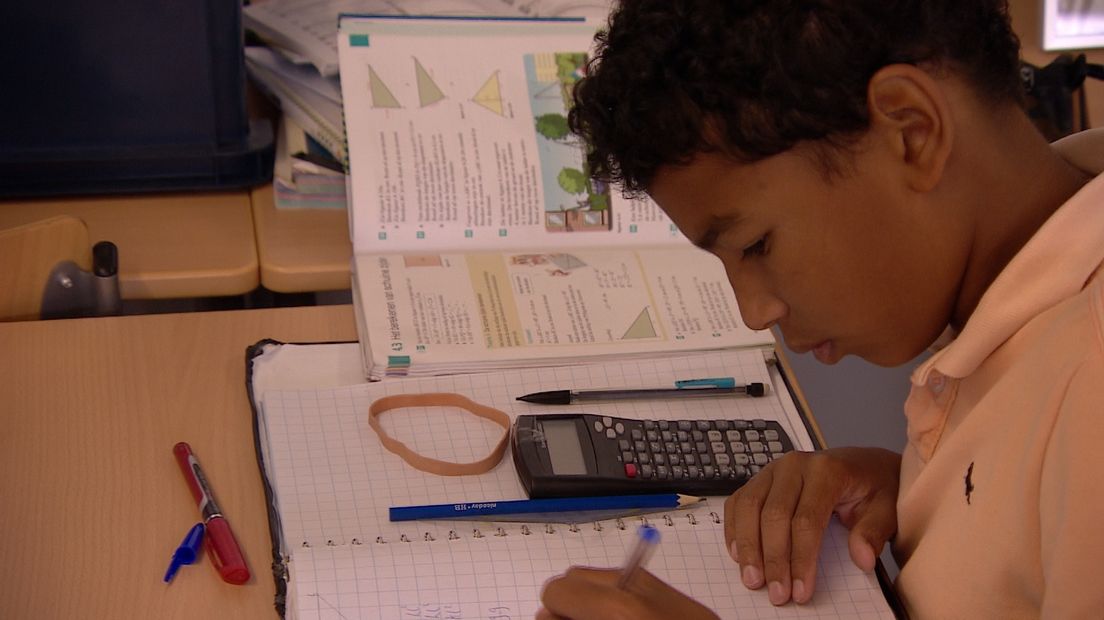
[569,0,1023,193]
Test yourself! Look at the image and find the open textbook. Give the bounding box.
[337,15,773,379]
[247,342,902,619]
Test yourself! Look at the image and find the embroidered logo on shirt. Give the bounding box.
[964,462,975,505]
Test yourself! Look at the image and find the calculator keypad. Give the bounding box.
[587,414,795,494]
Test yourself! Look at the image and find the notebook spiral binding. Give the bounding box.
[294,511,724,549]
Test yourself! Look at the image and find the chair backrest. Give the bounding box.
[0,215,92,321]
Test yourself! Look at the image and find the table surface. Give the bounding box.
[250,185,352,293]
[0,304,357,619]
[0,191,260,299]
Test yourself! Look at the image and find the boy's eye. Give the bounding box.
[742,236,767,258]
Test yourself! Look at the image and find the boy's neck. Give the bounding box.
[948,112,1093,333]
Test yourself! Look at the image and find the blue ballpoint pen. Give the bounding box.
[617,525,661,589]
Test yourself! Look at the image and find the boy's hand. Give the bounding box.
[725,447,901,605]
[536,566,719,620]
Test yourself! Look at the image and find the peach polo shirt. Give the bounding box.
[893,129,1104,619]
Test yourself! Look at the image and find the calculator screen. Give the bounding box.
[542,420,587,475]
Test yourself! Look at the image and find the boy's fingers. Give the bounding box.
[758,464,806,605]
[786,470,844,604]
[724,470,771,589]
[846,495,898,573]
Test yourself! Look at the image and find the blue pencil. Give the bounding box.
[389,493,704,522]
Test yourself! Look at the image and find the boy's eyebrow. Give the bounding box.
[693,215,742,251]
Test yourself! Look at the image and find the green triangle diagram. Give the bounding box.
[472,71,505,116]
[368,65,401,108]
[414,58,446,107]
[622,307,658,339]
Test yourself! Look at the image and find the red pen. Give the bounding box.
[172,442,251,585]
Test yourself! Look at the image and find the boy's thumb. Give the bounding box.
[845,505,896,573]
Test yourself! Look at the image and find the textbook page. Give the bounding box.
[338,16,687,255]
[351,247,772,378]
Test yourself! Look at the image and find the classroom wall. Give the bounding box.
[1011,0,1104,128]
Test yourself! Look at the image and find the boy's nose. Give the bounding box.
[737,293,787,331]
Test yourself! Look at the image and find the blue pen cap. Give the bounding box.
[638,524,661,544]
[164,523,206,583]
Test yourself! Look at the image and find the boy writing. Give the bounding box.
[537,1,1104,617]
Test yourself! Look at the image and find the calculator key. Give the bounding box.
[726,430,742,442]
[764,429,780,441]
[593,420,604,433]
[745,430,761,442]
[658,420,670,430]
[638,452,651,464]
[631,429,644,441]
[768,441,784,453]
[710,442,727,453]
[622,450,635,462]
[656,465,670,478]
[696,420,712,431]
[665,442,678,453]
[687,465,700,478]
[695,442,709,454]
[734,454,751,466]
[678,421,693,431]
[753,420,767,430]
[602,416,613,428]
[771,453,785,461]
[661,430,673,442]
[730,441,747,453]
[732,420,750,430]
[624,463,637,478]
[677,430,690,442]
[753,453,769,466]
[703,465,715,478]
[714,453,731,466]
[606,429,616,439]
[672,466,685,479]
[615,422,625,435]
[749,465,761,475]
[634,440,647,452]
[749,441,766,453]
[679,442,693,453]
[719,465,733,478]
[646,430,659,442]
[641,464,654,479]
[691,430,704,442]
[707,430,723,442]
[649,441,663,453]
[684,453,697,465]
[644,421,657,430]
[669,453,682,465]
[618,439,631,451]
[653,453,667,465]
[699,453,712,466]
[714,420,730,431]
[737,465,751,477]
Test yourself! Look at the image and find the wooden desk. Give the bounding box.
[0,305,357,619]
[250,185,352,293]
[0,192,260,299]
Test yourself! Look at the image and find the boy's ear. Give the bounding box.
[866,65,953,192]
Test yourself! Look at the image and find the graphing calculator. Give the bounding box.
[511,414,796,498]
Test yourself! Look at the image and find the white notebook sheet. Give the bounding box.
[251,345,897,619]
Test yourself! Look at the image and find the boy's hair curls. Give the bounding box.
[569,0,1023,194]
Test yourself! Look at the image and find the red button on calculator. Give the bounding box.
[624,463,637,478]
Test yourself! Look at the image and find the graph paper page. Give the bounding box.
[259,348,813,548]
[290,515,894,619]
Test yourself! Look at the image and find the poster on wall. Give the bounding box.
[1045,0,1104,50]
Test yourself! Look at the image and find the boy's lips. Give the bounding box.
[812,340,835,364]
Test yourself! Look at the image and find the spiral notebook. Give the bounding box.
[246,341,901,619]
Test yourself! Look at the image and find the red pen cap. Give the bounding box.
[205,516,250,585]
